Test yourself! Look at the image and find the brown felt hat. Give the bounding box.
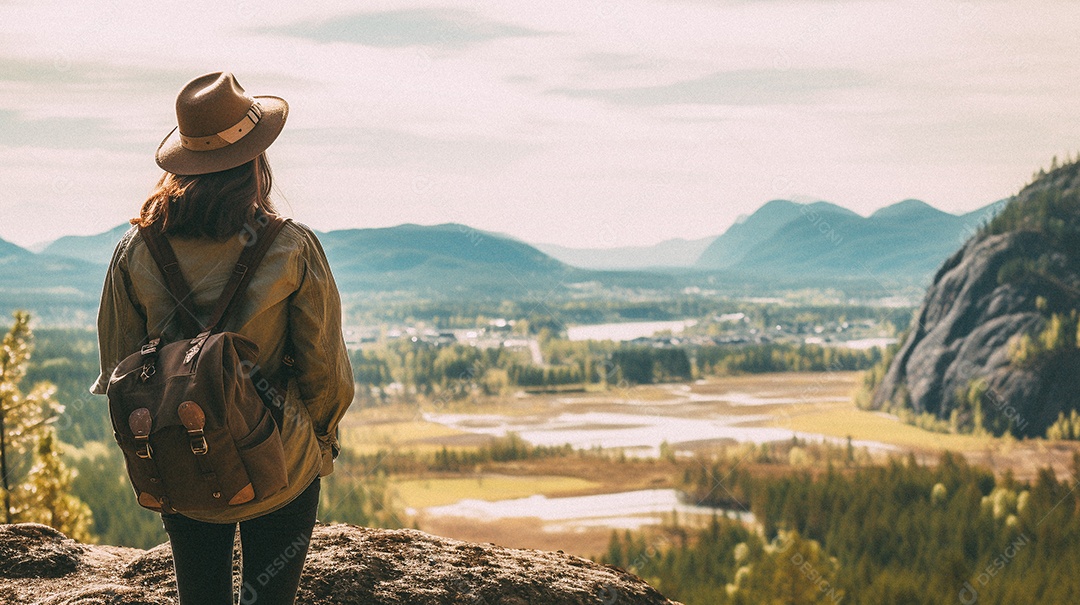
[155,72,288,176]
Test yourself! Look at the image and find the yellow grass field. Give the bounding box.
[337,402,492,454]
[754,400,1000,452]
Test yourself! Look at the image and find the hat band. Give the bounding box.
[179,103,263,152]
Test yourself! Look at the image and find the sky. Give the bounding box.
[1,0,1079,250]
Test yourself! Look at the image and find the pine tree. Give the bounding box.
[750,532,845,603]
[20,425,93,542]
[0,311,91,540]
[0,311,39,522]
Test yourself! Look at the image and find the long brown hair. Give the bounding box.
[134,153,278,239]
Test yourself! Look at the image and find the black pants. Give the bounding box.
[161,477,320,605]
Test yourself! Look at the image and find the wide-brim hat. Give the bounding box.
[156,72,288,176]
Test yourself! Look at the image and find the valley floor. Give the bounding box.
[335,372,1080,557]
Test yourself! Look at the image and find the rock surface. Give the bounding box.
[0,523,681,605]
[872,163,1080,436]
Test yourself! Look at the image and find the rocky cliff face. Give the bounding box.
[872,162,1080,437]
[0,523,681,605]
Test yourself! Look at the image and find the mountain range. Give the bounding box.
[0,232,105,325]
[698,198,1006,283]
[315,223,588,295]
[39,224,132,262]
[0,197,1006,323]
[536,198,1006,277]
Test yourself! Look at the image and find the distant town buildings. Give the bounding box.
[344,314,894,353]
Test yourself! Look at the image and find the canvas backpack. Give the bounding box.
[106,214,291,514]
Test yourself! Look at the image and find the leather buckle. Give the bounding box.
[129,408,153,459]
[189,432,208,455]
[184,332,210,365]
[183,345,201,365]
[141,338,160,355]
[136,439,154,459]
[178,401,208,456]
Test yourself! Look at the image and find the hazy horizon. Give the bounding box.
[13,194,1004,252]
[2,0,1078,249]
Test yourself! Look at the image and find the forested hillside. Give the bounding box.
[609,452,1077,604]
[871,160,1080,438]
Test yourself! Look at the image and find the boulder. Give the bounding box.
[0,523,681,605]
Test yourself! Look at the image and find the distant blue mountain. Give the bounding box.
[534,236,715,270]
[694,198,1006,284]
[318,223,566,275]
[41,223,131,265]
[695,200,857,270]
[0,236,33,262]
[0,234,99,284]
[0,235,105,324]
[314,223,598,295]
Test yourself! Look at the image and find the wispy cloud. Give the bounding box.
[267,8,549,49]
[548,68,869,106]
[0,110,119,150]
[0,58,84,84]
[1,0,1079,249]
[576,52,661,72]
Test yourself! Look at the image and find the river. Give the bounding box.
[414,488,752,531]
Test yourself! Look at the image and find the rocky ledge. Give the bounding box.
[0,523,680,605]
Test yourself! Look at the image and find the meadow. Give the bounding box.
[329,370,1080,560]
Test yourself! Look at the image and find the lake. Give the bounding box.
[565,319,698,342]
[415,488,752,532]
[422,375,896,456]
[424,409,891,457]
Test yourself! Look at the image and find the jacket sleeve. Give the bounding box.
[289,227,354,466]
[91,228,148,395]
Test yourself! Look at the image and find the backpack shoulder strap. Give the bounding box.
[205,214,290,334]
[138,222,203,337]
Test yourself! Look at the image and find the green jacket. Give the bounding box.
[91,219,354,523]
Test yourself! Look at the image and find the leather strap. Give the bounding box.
[140,223,202,337]
[206,214,288,333]
[139,211,289,338]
